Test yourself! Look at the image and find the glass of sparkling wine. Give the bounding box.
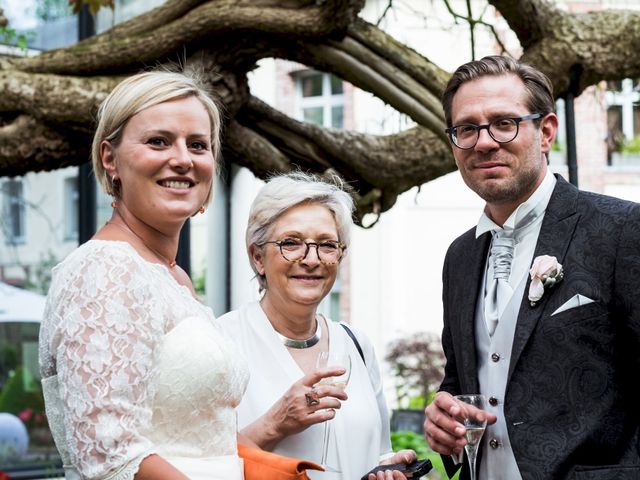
[454,394,487,480]
[315,352,351,472]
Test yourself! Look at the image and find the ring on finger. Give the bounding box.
[305,387,320,407]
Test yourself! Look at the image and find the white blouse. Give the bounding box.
[218,301,394,480]
[39,240,249,480]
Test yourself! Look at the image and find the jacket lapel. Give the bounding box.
[508,175,580,380]
[456,231,491,393]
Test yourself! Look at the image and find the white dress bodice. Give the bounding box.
[39,240,249,479]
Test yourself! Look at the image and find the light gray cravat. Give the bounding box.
[484,231,515,335]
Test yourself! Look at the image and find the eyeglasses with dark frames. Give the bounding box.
[259,237,346,265]
[445,113,543,150]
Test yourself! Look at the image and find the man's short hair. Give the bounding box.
[441,55,555,127]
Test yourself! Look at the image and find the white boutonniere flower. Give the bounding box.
[528,255,564,306]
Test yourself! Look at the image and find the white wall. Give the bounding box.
[0,168,78,286]
[228,166,264,309]
[349,173,484,350]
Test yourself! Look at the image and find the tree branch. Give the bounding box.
[303,42,447,139]
[489,0,558,49]
[223,120,294,178]
[16,0,364,75]
[517,8,640,96]
[229,96,455,219]
[332,35,444,116]
[0,68,120,126]
[0,115,89,176]
[347,19,450,100]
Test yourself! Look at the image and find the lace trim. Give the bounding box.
[103,451,154,480]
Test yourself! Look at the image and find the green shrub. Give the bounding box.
[0,342,18,384]
[0,366,44,415]
[621,136,640,154]
[391,430,430,457]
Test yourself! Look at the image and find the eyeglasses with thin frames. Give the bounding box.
[259,237,346,265]
[445,113,543,150]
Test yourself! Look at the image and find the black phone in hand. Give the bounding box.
[361,458,433,479]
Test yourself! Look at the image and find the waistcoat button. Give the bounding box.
[489,438,500,449]
[489,396,498,406]
[491,352,500,362]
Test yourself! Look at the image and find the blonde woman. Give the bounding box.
[40,71,250,479]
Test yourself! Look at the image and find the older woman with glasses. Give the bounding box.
[219,172,415,480]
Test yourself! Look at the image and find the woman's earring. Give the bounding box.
[111,175,120,198]
[111,200,117,208]
[199,206,205,214]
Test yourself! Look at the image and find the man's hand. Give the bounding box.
[424,392,497,455]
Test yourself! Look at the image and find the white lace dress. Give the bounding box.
[39,240,249,480]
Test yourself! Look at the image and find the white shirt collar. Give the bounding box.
[475,170,557,238]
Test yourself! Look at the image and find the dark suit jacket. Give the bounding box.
[439,175,640,480]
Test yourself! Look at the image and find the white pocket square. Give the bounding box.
[551,294,595,316]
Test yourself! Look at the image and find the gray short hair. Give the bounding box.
[442,55,555,127]
[91,70,222,205]
[246,171,354,290]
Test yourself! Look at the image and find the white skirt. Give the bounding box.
[62,454,243,479]
[168,455,244,480]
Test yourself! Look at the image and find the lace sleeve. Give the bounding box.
[44,247,162,479]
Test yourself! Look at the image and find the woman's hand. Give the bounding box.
[240,367,348,450]
[368,450,417,480]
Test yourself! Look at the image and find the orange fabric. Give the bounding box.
[238,444,324,480]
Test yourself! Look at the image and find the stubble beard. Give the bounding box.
[464,145,545,206]
[474,165,541,205]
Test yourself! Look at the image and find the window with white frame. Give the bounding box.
[2,179,26,244]
[64,176,79,240]
[295,72,344,128]
[605,78,640,165]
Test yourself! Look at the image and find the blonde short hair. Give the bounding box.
[246,171,354,290]
[91,70,222,205]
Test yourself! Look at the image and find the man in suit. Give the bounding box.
[424,55,640,479]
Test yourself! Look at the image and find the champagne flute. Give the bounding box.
[315,352,351,472]
[454,394,487,480]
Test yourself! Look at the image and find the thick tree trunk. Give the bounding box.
[2,0,640,218]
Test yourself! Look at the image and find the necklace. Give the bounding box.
[275,316,322,349]
[106,219,177,268]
